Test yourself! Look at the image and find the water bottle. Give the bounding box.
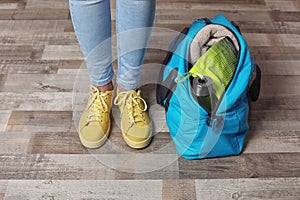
[192,76,213,111]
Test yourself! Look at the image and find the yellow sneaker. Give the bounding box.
[79,85,113,148]
[114,89,153,149]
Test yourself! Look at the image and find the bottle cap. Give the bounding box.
[193,76,213,97]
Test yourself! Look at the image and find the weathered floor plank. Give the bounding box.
[162,179,196,200]
[42,45,82,60]
[0,129,298,155]
[244,130,300,153]
[3,180,163,200]
[195,178,300,200]
[0,154,179,180]
[178,153,300,179]
[0,60,59,74]
[0,132,31,154]
[0,153,299,180]
[0,73,76,92]
[6,111,73,132]
[0,180,8,199]
[0,20,71,35]
[0,92,73,111]
[26,0,69,9]
[0,0,300,198]
[0,110,11,131]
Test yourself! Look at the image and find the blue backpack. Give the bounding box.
[156,14,261,160]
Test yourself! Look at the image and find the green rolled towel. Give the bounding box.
[189,37,238,99]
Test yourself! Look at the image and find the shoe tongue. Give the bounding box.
[134,110,146,126]
[94,90,112,110]
[135,90,140,96]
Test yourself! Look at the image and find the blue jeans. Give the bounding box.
[69,0,156,90]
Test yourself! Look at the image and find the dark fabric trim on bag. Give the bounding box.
[198,18,212,24]
[231,21,242,34]
[248,64,261,102]
[162,68,178,111]
[156,27,189,111]
[162,27,189,66]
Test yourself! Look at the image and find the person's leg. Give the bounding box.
[116,0,156,90]
[69,0,114,148]
[69,0,114,91]
[114,0,156,149]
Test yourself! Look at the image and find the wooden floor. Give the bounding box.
[1,0,300,199]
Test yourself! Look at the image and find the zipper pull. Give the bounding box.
[206,116,224,128]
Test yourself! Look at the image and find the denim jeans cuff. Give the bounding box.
[91,73,114,87]
[116,79,139,91]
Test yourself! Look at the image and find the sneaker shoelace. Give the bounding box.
[114,90,148,132]
[85,85,109,125]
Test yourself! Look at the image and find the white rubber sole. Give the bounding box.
[78,122,111,149]
[121,123,153,149]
